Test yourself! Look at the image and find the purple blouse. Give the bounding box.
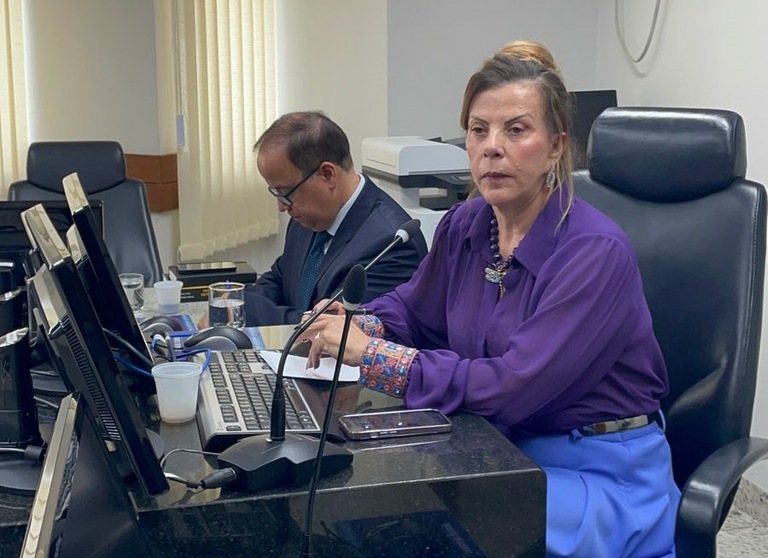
[364,193,668,436]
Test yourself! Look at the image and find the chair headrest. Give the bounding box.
[26,141,127,193]
[588,107,747,202]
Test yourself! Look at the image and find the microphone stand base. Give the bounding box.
[217,433,352,493]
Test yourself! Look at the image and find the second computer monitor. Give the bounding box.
[19,392,154,557]
[22,204,168,497]
[570,89,618,168]
[61,172,153,377]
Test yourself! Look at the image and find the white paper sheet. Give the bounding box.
[260,350,360,383]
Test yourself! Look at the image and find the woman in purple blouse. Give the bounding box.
[305,41,680,558]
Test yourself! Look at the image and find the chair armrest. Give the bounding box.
[676,436,768,557]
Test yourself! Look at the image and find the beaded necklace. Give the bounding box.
[484,218,521,298]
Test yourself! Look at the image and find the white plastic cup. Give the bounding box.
[119,272,144,311]
[151,361,202,424]
[154,280,183,314]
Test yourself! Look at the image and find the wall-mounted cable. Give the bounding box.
[615,0,662,63]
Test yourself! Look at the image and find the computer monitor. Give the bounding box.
[0,200,103,290]
[19,392,153,557]
[22,204,168,497]
[60,173,153,379]
[570,89,618,169]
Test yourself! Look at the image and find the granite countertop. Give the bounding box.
[139,404,542,512]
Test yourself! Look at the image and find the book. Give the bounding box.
[167,262,257,302]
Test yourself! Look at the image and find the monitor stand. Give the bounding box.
[0,430,165,496]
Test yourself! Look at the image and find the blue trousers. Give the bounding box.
[514,422,680,558]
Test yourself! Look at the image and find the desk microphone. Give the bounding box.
[216,267,360,492]
[216,221,420,492]
[301,264,366,557]
[274,217,420,442]
[324,218,420,302]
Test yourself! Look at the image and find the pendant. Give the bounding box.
[484,266,505,284]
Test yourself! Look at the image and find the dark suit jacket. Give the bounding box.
[244,176,428,326]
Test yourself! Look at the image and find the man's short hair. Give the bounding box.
[254,111,353,173]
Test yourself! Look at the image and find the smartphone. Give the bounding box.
[176,261,237,274]
[339,408,452,440]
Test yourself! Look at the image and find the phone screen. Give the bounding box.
[339,409,451,440]
[361,410,448,429]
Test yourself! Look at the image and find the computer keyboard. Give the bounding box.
[196,349,321,452]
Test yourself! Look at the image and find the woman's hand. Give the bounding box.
[301,299,345,323]
[303,313,370,369]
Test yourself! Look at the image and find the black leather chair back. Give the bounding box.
[572,107,766,491]
[8,141,164,285]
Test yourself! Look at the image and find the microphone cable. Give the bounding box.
[270,219,421,442]
[301,264,367,557]
[159,447,238,490]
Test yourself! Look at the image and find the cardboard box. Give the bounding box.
[168,262,258,302]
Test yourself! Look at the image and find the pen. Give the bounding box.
[302,308,368,317]
[294,308,368,330]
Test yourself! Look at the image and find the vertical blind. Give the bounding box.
[0,0,26,196]
[174,0,277,261]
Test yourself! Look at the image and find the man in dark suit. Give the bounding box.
[230,110,427,327]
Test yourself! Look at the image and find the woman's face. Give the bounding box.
[465,81,564,213]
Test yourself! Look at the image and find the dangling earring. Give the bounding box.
[546,169,557,189]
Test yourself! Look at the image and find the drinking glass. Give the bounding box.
[119,273,144,311]
[208,282,246,328]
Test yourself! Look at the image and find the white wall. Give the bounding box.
[594,0,768,491]
[25,0,159,152]
[272,0,600,266]
[257,0,390,271]
[277,0,389,171]
[24,0,176,271]
[151,0,180,272]
[386,0,600,140]
[278,0,601,166]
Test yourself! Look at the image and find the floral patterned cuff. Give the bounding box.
[359,338,418,398]
[354,313,384,337]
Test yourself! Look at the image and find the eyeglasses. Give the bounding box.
[267,164,321,206]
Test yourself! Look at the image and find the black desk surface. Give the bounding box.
[1,325,546,557]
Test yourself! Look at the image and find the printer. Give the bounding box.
[361,136,471,247]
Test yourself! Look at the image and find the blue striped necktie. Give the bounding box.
[296,231,331,311]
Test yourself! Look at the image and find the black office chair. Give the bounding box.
[8,141,164,285]
[573,107,768,557]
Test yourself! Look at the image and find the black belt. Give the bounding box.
[579,411,661,436]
